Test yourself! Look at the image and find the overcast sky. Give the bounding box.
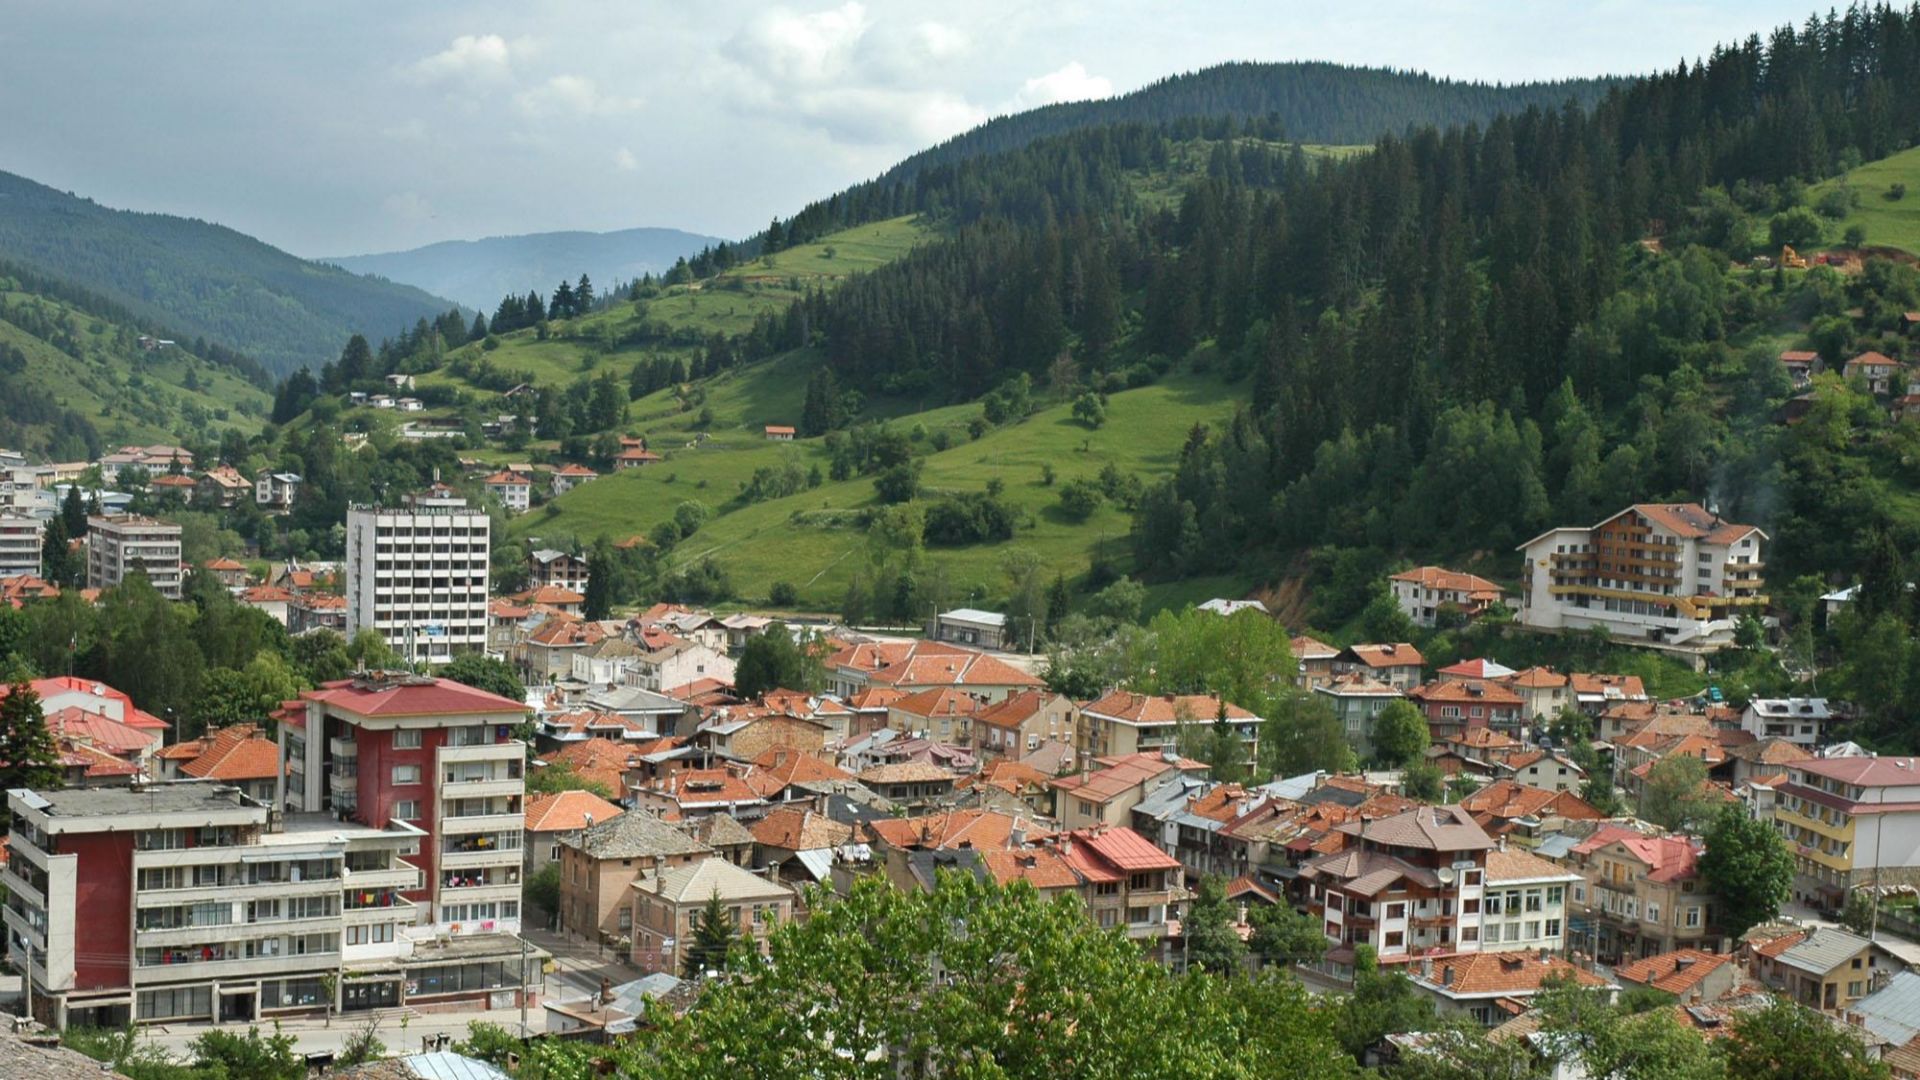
[0,1,1819,257]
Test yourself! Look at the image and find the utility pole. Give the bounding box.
[519,933,532,1038]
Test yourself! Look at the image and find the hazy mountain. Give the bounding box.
[324,227,727,311]
[0,170,457,376]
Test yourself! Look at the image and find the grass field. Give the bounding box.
[420,216,930,397]
[0,289,269,446]
[511,371,1251,610]
[1809,145,1920,254]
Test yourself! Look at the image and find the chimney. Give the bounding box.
[1441,966,1454,987]
[1422,957,1434,979]
[600,975,614,1004]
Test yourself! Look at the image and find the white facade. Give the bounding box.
[0,513,43,577]
[1479,860,1583,954]
[1742,698,1831,747]
[86,515,184,599]
[1516,504,1766,649]
[345,495,490,665]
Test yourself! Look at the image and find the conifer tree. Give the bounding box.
[682,891,738,977]
[0,681,62,791]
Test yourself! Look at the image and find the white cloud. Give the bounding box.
[1013,61,1114,109]
[513,75,643,119]
[614,147,639,172]
[407,34,512,84]
[726,2,872,85]
[914,21,969,60]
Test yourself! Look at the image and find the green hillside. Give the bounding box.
[1809,144,1920,254]
[0,170,459,376]
[512,368,1247,613]
[0,278,270,458]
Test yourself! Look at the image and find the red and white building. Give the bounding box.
[1389,566,1507,627]
[281,672,528,936]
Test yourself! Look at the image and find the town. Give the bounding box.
[0,448,1910,1078]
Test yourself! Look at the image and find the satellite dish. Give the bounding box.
[1437,867,1457,885]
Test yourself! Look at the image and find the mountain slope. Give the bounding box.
[324,226,726,310]
[0,267,270,459]
[884,61,1619,183]
[0,170,458,376]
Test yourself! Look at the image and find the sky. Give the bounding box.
[0,0,1822,258]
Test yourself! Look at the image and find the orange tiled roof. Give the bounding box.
[546,736,640,796]
[866,809,1027,851]
[981,847,1083,890]
[1614,949,1730,995]
[524,789,623,833]
[1422,952,1607,995]
[1389,566,1503,593]
[750,806,851,851]
[1410,679,1523,707]
[1080,690,1257,724]
[178,725,282,782]
[750,746,852,787]
[1460,780,1602,824]
[1347,642,1425,669]
[1049,751,1204,805]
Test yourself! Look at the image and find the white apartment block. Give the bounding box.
[1516,502,1766,649]
[87,514,184,599]
[345,493,490,665]
[1,784,421,1029]
[1742,698,1832,748]
[0,513,43,578]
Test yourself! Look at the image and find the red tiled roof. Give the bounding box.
[980,847,1082,890]
[1614,949,1730,995]
[1410,679,1523,707]
[1079,690,1257,724]
[45,707,158,756]
[1460,780,1602,824]
[867,809,1026,851]
[1347,642,1425,669]
[241,586,295,604]
[750,806,851,851]
[1420,953,1607,996]
[524,790,624,833]
[1390,566,1503,593]
[1506,665,1568,689]
[1618,504,1760,547]
[1050,751,1203,804]
[890,686,986,720]
[179,725,282,782]
[750,747,852,787]
[482,470,533,486]
[1056,825,1180,877]
[202,557,247,572]
[305,675,526,717]
[546,736,641,796]
[1573,827,1703,882]
[510,584,587,606]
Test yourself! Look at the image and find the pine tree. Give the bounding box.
[575,274,595,311]
[470,312,488,340]
[0,682,61,791]
[60,484,87,538]
[683,891,738,977]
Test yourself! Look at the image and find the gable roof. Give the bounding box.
[306,674,526,717]
[1410,679,1523,707]
[637,856,790,904]
[1079,690,1257,724]
[750,806,852,851]
[1417,952,1608,997]
[1339,804,1495,852]
[1050,751,1204,804]
[1614,949,1731,995]
[569,810,710,860]
[1614,503,1762,546]
[178,725,282,782]
[1390,566,1504,595]
[973,690,1062,731]
[1459,780,1603,824]
[867,809,1029,852]
[1345,642,1425,668]
[1291,635,1340,662]
[524,790,624,834]
[1484,846,1583,885]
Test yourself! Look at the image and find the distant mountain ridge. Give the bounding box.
[0,170,459,377]
[883,61,1623,183]
[324,226,727,310]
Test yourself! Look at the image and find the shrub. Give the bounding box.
[1057,478,1104,520]
[1814,184,1857,219]
[923,493,1017,545]
[1890,182,1908,201]
[769,581,798,606]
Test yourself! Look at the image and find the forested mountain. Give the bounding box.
[0,260,270,459]
[324,226,725,310]
[0,170,458,376]
[890,61,1619,176]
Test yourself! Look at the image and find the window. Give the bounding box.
[1646,902,1660,924]
[1462,926,1479,942]
[1385,931,1404,948]
[394,800,420,821]
[393,729,422,749]
[1547,886,1564,906]
[1484,894,1503,916]
[1684,907,1700,928]
[392,765,421,785]
[1546,918,1562,938]
[1850,981,1865,998]
[1524,890,1543,913]
[1525,920,1541,940]
[1386,903,1406,920]
[1462,870,1482,887]
[1463,898,1480,915]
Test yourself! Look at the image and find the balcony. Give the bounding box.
[2,865,46,908]
[134,951,341,983]
[329,771,359,796]
[439,812,522,835]
[329,736,359,758]
[438,741,523,764]
[1411,913,1452,929]
[135,914,338,949]
[344,897,416,925]
[439,776,522,799]
[343,864,421,891]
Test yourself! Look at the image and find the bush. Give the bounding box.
[923,493,1017,545]
[1815,184,1858,219]
[1890,182,1908,201]
[873,461,922,504]
[1769,207,1825,249]
[1844,223,1868,248]
[769,581,798,606]
[929,429,953,451]
[1057,478,1104,520]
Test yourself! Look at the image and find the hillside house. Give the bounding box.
[1846,351,1903,395]
[763,425,795,441]
[929,607,1013,650]
[483,470,534,512]
[1389,566,1507,627]
[1077,691,1261,770]
[973,690,1077,762]
[1335,643,1426,690]
[551,463,597,495]
[1780,350,1820,388]
[254,471,301,509]
[1291,635,1340,690]
[1741,697,1831,748]
[194,466,252,508]
[1051,751,1210,831]
[1313,675,1404,761]
[528,548,591,592]
[1408,679,1524,741]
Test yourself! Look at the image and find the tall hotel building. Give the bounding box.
[345,490,490,665]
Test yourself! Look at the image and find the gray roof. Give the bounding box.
[0,1034,132,1080]
[571,811,712,860]
[1778,926,1877,975]
[21,783,261,818]
[1748,698,1833,720]
[584,685,688,716]
[1531,833,1583,860]
[680,812,755,849]
[904,847,987,891]
[637,856,793,904]
[398,1053,512,1080]
[1853,971,1920,1045]
[938,608,1006,627]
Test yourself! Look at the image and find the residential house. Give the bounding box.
[1299,805,1497,972]
[541,737,646,801]
[200,557,249,588]
[613,447,662,470]
[254,472,302,510]
[1051,752,1210,831]
[1571,673,1650,716]
[1725,737,1812,786]
[679,814,755,866]
[527,549,591,592]
[1408,679,1525,742]
[1569,826,1722,962]
[1197,598,1268,616]
[522,617,607,680]
[289,591,347,636]
[856,762,961,811]
[1291,635,1340,690]
[763,425,794,441]
[972,690,1077,762]
[959,758,1058,816]
[1335,643,1426,690]
[928,607,1014,650]
[550,464,597,497]
[1478,845,1585,955]
[1613,948,1737,1004]
[194,466,252,508]
[570,638,642,690]
[694,710,830,763]
[1314,675,1405,761]
[629,766,775,821]
[510,584,587,618]
[238,585,294,626]
[1846,351,1903,395]
[1494,750,1587,794]
[1749,926,1899,1012]
[1076,691,1261,771]
[524,790,623,881]
[1406,953,1612,1025]
[1047,826,1185,945]
[1516,503,1767,650]
[1741,698,1832,748]
[627,636,735,695]
[824,639,1042,703]
[1389,567,1507,627]
[1775,755,1920,908]
[629,858,796,974]
[750,806,854,886]
[153,724,282,802]
[1505,667,1571,724]
[557,811,711,944]
[1780,350,1820,388]
[1459,781,1604,841]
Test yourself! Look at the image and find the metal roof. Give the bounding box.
[1777,926,1876,975]
[1850,971,1920,1045]
[401,1052,512,1080]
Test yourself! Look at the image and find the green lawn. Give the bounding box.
[1809,144,1920,254]
[512,372,1252,609]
